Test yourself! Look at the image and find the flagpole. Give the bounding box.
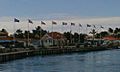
[13,22,16,47]
[40,23,42,47]
[62,22,67,46]
[60,23,62,47]
[100,26,102,45]
[27,22,30,47]
[79,25,81,43]
[86,25,88,35]
[13,18,20,47]
[61,22,64,48]
[70,24,72,44]
[52,22,53,46]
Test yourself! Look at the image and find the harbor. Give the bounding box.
[0,45,119,63]
[0,24,120,63]
[0,20,119,63]
[0,48,120,72]
[1,0,120,72]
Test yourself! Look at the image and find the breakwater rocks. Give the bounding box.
[0,46,117,63]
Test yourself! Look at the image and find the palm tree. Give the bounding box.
[32,26,47,39]
[15,29,23,38]
[114,28,120,38]
[16,29,22,34]
[73,32,79,43]
[108,28,113,35]
[89,29,97,44]
[89,29,97,36]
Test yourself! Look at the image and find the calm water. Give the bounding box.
[0,49,120,72]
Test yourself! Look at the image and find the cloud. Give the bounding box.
[0,16,120,34]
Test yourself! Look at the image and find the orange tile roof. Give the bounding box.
[0,37,13,40]
[103,36,119,40]
[48,32,65,39]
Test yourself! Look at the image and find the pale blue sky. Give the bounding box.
[0,0,120,17]
[0,0,120,33]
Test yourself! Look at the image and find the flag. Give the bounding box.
[71,23,75,26]
[52,21,57,25]
[100,26,104,28]
[14,18,20,22]
[41,21,46,25]
[87,24,91,27]
[79,24,82,27]
[62,22,67,25]
[28,19,33,24]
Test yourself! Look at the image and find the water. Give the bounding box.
[0,49,120,72]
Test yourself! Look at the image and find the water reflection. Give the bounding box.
[0,49,120,72]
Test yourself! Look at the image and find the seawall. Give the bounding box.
[0,46,113,63]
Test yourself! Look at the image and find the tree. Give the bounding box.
[73,32,79,43]
[89,29,96,35]
[89,29,97,44]
[114,28,120,38]
[63,32,71,41]
[16,29,22,34]
[63,32,74,45]
[79,34,87,43]
[15,29,23,38]
[24,30,30,38]
[95,33,100,38]
[100,31,109,37]
[114,28,120,34]
[32,26,47,39]
[108,28,113,34]
[1,28,7,33]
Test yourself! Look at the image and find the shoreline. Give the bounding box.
[0,46,118,63]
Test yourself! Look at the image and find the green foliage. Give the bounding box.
[15,26,47,39]
[108,28,113,34]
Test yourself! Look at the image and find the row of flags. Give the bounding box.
[14,18,33,24]
[14,18,104,28]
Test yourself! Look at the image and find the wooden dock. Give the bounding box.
[0,46,113,63]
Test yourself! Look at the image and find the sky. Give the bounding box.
[0,0,120,33]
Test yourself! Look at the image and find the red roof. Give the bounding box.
[0,37,13,40]
[48,32,65,39]
[103,36,119,40]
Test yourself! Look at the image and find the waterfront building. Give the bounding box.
[0,30,14,47]
[40,32,66,47]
